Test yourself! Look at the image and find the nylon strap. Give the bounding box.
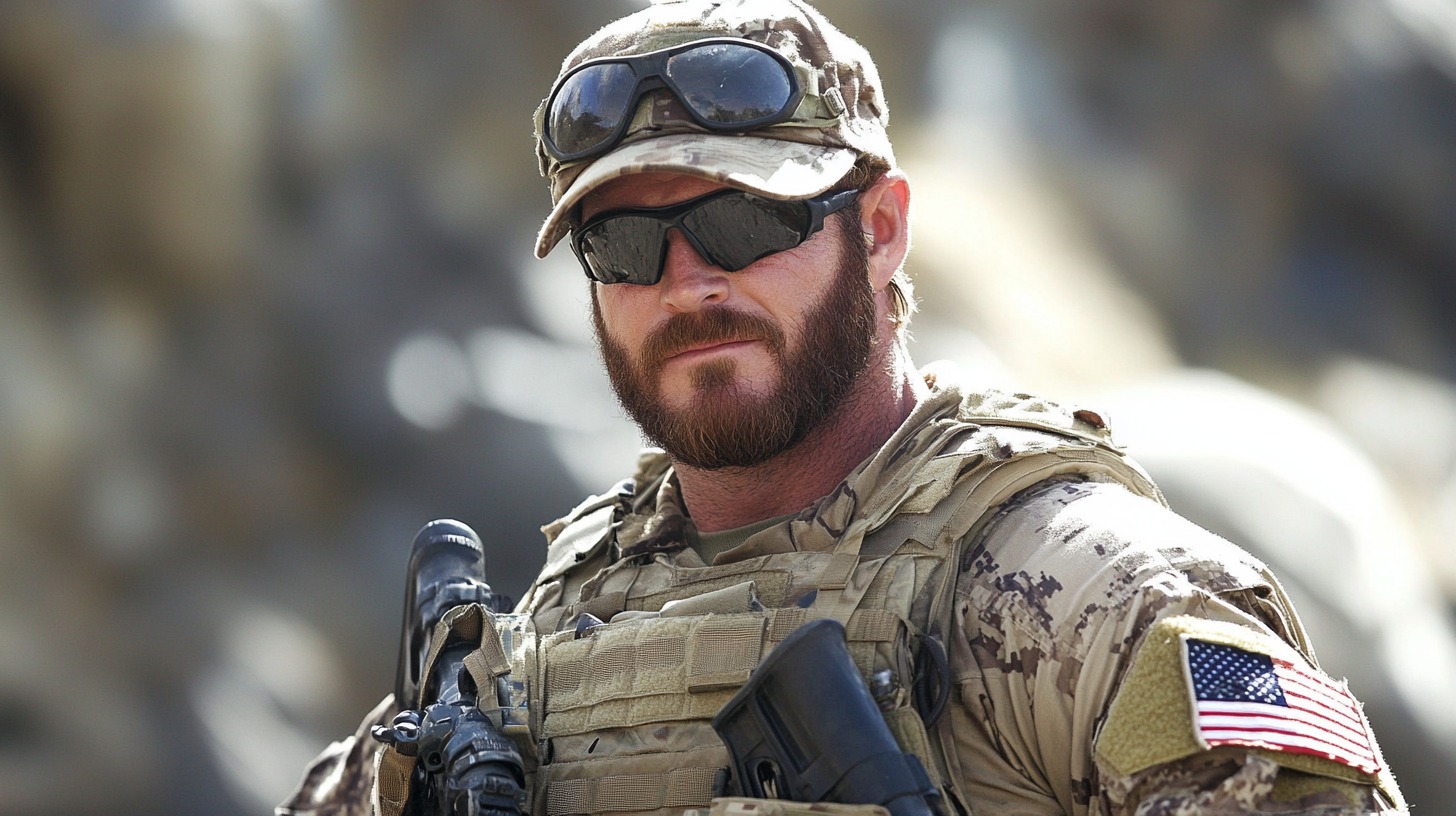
[373,603,516,816]
[373,739,413,816]
[546,767,720,816]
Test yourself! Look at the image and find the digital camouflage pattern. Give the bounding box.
[277,369,1405,815]
[277,695,392,816]
[533,0,896,257]
[683,798,890,816]
[940,479,1401,814]
[1105,751,1387,815]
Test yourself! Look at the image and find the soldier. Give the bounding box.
[280,1,1407,814]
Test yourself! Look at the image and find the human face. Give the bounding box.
[586,175,878,469]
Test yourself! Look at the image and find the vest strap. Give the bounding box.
[546,766,719,816]
[539,744,727,816]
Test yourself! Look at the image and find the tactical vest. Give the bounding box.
[377,389,1165,816]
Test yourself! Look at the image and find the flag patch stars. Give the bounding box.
[1182,637,1381,776]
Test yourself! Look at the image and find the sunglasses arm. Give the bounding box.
[804,189,861,234]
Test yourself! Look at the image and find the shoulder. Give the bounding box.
[517,450,673,617]
[1095,614,1404,812]
[958,477,1279,650]
[275,695,394,816]
[978,477,1274,596]
[936,474,1321,813]
[953,477,1404,811]
[538,451,671,572]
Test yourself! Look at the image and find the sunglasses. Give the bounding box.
[544,38,805,164]
[571,188,860,286]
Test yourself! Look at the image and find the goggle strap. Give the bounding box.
[609,84,839,141]
[821,87,847,119]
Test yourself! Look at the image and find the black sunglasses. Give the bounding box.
[544,38,805,164]
[571,188,860,286]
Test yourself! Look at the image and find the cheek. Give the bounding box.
[747,243,843,328]
[593,284,649,340]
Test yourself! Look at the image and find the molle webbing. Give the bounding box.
[546,761,723,816]
[535,608,907,816]
[540,608,904,738]
[522,386,1167,816]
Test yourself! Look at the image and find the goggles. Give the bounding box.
[571,187,859,286]
[543,38,805,164]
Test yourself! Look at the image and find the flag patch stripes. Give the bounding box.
[1182,637,1380,775]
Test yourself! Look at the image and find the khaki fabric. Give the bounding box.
[372,604,536,816]
[1094,615,1399,809]
[278,369,1405,816]
[519,373,1145,816]
[685,798,889,816]
[520,371,1403,815]
[936,477,1405,815]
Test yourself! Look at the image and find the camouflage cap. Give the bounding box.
[532,0,895,259]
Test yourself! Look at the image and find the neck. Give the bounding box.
[673,340,926,533]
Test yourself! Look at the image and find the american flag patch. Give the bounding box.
[1183,637,1381,775]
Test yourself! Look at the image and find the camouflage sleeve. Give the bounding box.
[1107,749,1394,814]
[1094,612,1405,814]
[941,478,1404,815]
[275,695,394,816]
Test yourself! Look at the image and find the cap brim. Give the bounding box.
[534,133,858,258]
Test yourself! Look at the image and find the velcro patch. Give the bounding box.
[1095,614,1389,794]
[1182,637,1381,775]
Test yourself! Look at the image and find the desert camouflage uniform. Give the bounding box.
[279,368,1404,816]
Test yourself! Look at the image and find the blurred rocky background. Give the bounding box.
[0,1,1453,813]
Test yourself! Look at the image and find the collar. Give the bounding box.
[613,367,973,562]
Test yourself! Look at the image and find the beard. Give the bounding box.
[592,222,879,470]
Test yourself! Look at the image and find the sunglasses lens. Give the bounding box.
[665,42,795,125]
[683,195,804,270]
[573,189,842,285]
[576,215,667,285]
[549,62,637,158]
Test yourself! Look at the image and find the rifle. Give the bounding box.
[370,519,526,816]
[712,618,945,816]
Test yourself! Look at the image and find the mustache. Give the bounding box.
[640,308,785,369]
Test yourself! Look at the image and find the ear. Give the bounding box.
[856,170,911,293]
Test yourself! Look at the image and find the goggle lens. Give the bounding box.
[571,189,857,286]
[545,39,802,163]
[548,62,637,158]
[664,42,796,125]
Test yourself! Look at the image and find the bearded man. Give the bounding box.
[281,2,1406,814]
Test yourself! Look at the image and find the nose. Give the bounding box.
[658,228,729,312]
